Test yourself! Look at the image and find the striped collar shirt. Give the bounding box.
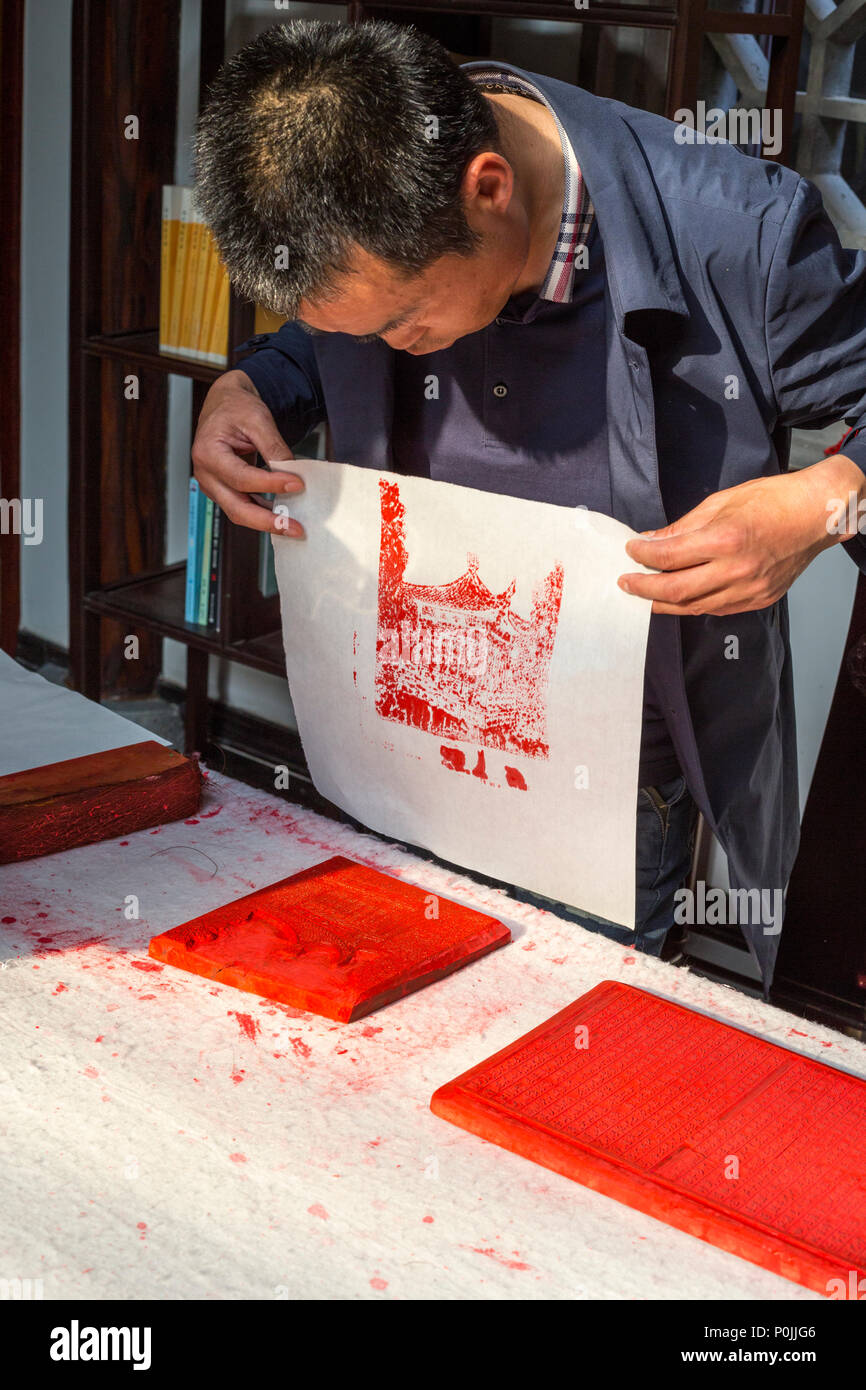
[467,66,595,303]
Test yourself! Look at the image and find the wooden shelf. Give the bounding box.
[83,564,286,677]
[83,330,229,384]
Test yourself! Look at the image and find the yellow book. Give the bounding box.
[188,223,214,360]
[178,205,205,356]
[159,186,183,353]
[207,263,230,366]
[195,230,221,359]
[168,187,194,355]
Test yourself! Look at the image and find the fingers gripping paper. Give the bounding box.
[271,462,652,929]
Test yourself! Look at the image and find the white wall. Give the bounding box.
[19,0,73,646]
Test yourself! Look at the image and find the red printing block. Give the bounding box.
[148,855,511,1022]
[431,981,866,1296]
[0,740,201,865]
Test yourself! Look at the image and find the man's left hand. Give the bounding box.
[619,454,866,617]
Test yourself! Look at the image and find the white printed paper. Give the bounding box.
[272,461,652,929]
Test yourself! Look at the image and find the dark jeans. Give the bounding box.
[514,774,699,955]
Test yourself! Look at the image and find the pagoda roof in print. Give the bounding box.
[402,554,516,615]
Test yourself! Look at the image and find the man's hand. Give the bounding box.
[191,369,305,535]
[619,454,866,616]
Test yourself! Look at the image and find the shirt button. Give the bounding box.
[493,382,508,398]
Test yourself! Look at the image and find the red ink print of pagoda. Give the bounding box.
[375,479,564,759]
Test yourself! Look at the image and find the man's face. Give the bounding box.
[298,231,525,355]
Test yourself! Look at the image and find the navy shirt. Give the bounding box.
[241,215,680,784]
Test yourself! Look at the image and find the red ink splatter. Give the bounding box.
[229,1153,247,1164]
[467,1246,532,1271]
[94,1035,103,1043]
[308,1203,329,1220]
[370,1277,388,1291]
[361,1025,383,1038]
[471,750,488,780]
[376,479,563,757]
[137,1222,147,1240]
[130,960,163,974]
[422,1215,434,1224]
[504,766,527,790]
[2,916,16,924]
[229,1011,260,1043]
[230,1068,245,1084]
[53,983,69,995]
[623,956,636,965]
[200,806,222,819]
[83,1066,99,1079]
[290,1037,311,1060]
[184,818,200,825]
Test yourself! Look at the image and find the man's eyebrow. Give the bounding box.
[298,309,419,340]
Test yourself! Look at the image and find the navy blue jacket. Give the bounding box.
[238,64,866,987]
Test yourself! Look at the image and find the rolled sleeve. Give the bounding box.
[236,321,326,446]
[764,177,866,570]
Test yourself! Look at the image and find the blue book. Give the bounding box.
[197,495,214,625]
[185,478,202,622]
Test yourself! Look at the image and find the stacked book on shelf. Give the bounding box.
[160,185,285,364]
[185,478,222,628]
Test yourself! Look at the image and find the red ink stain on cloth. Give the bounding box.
[130,960,163,974]
[137,1223,147,1240]
[504,767,527,790]
[623,956,636,965]
[308,1203,329,1220]
[199,805,222,819]
[472,750,488,781]
[466,1246,532,1271]
[290,1037,311,1059]
[422,1215,434,1224]
[376,479,563,758]
[229,1153,247,1164]
[2,916,16,924]
[361,1025,383,1038]
[229,1011,260,1043]
[184,819,199,826]
[230,1068,245,1085]
[370,1277,388,1291]
[53,983,69,995]
[83,1066,99,1079]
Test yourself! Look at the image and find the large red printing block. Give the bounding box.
[149,855,511,1022]
[431,980,866,1296]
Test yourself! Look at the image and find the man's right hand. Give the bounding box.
[191,369,305,536]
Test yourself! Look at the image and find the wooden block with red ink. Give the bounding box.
[148,855,511,1022]
[431,980,866,1297]
[0,740,201,865]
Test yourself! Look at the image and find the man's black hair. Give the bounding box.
[193,19,501,319]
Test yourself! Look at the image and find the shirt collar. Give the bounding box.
[467,66,595,304]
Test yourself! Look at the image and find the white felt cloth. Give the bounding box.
[0,651,168,778]
[1,770,859,1300]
